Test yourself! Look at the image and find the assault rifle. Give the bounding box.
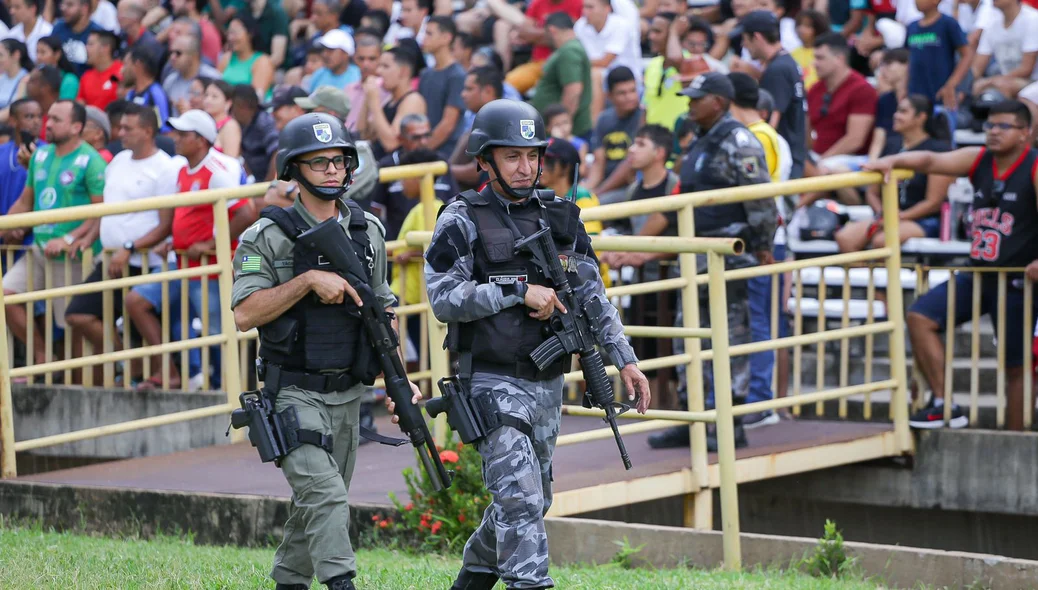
[516,225,634,470]
[297,217,454,491]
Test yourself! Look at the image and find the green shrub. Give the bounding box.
[799,519,858,579]
[374,433,489,553]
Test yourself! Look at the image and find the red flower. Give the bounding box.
[431,521,443,534]
[405,503,414,511]
[458,514,466,523]
[379,521,389,529]
[439,450,460,464]
[456,442,464,451]
[371,515,380,522]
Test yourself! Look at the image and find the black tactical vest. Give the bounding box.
[451,186,586,380]
[679,116,750,233]
[967,148,1038,268]
[256,201,381,382]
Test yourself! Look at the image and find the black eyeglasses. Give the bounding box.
[820,93,832,118]
[298,155,351,172]
[983,121,1025,132]
[407,132,431,141]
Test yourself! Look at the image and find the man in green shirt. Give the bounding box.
[530,12,593,139]
[2,100,106,369]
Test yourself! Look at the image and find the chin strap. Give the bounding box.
[288,164,354,202]
[484,151,545,201]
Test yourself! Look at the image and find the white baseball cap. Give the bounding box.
[167,109,218,144]
[317,29,355,55]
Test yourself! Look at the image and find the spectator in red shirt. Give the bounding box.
[125,110,255,391]
[802,33,878,207]
[77,30,122,111]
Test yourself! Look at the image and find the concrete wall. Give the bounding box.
[5,480,1037,589]
[545,518,1038,590]
[741,429,1038,517]
[10,384,230,460]
[577,429,1038,560]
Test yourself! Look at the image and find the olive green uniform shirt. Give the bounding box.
[231,197,396,405]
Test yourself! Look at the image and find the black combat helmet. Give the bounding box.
[466,99,548,199]
[276,112,359,201]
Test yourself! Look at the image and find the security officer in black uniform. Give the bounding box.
[647,73,778,450]
[425,99,652,589]
[231,112,420,590]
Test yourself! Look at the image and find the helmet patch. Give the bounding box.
[520,119,536,140]
[313,123,333,143]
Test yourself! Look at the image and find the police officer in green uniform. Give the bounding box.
[231,112,420,590]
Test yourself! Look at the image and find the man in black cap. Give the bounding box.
[645,72,777,450]
[269,86,311,132]
[740,10,806,182]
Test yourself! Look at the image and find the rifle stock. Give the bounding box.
[298,218,454,491]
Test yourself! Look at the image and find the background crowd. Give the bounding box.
[0,0,1030,429]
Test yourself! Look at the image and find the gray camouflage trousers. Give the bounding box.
[673,279,751,407]
[458,371,565,589]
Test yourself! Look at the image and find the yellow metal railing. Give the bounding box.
[558,170,917,569]
[0,162,450,479]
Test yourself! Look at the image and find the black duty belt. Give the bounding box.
[259,360,407,447]
[259,362,358,394]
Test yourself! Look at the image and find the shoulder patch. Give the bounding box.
[363,211,387,238]
[239,218,278,244]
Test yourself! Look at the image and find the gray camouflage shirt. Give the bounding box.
[424,190,639,370]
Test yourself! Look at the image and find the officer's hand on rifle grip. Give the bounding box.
[385,381,424,424]
[524,284,566,320]
[620,364,652,414]
[307,269,364,307]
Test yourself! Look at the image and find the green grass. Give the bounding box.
[0,524,890,589]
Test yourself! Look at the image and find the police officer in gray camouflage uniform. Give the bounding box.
[425,99,652,590]
[231,113,421,590]
[647,72,778,451]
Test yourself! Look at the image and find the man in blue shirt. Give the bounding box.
[0,98,42,244]
[308,28,361,92]
[51,0,104,75]
[906,0,970,110]
[0,98,42,277]
[123,46,172,134]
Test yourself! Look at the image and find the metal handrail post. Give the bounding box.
[415,176,449,447]
[0,286,15,478]
[213,197,244,443]
[881,176,912,453]
[676,204,711,529]
[706,250,742,571]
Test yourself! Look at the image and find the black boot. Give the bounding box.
[451,570,499,590]
[706,422,748,452]
[325,574,356,590]
[647,425,690,449]
[275,584,309,590]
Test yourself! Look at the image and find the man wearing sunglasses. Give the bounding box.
[865,99,1038,432]
[231,113,421,590]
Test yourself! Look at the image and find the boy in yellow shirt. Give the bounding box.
[539,137,610,286]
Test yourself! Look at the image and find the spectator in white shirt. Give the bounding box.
[971,0,1038,100]
[3,0,53,62]
[64,103,179,383]
[575,0,643,123]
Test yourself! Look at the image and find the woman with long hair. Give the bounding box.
[0,39,33,117]
[218,13,274,100]
[35,35,79,99]
[202,78,242,158]
[836,94,954,252]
